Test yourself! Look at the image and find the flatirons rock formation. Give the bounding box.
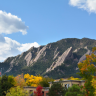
[46,47,72,72]
[1,38,96,79]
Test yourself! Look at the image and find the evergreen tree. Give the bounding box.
[48,82,68,96]
[0,75,15,96]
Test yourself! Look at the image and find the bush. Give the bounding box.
[65,84,86,96]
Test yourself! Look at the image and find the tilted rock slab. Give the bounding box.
[24,52,32,66]
[78,49,96,63]
[78,49,91,63]
[5,59,14,73]
[34,45,47,62]
[46,46,72,72]
[53,47,59,60]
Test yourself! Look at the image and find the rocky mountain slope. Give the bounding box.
[1,38,96,79]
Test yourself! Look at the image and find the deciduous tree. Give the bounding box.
[78,47,96,96]
[6,86,29,96]
[24,73,42,87]
[0,75,15,96]
[34,85,43,96]
[14,73,26,88]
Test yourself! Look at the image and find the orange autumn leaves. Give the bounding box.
[78,47,96,96]
[14,73,26,88]
[78,53,96,74]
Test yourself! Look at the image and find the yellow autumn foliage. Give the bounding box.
[24,73,42,87]
[68,76,81,80]
[91,76,96,96]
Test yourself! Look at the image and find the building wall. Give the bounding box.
[44,91,49,96]
[24,80,85,96]
[80,81,85,86]
[61,82,72,88]
[49,80,85,88]
[24,87,49,96]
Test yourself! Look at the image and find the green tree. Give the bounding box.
[39,77,54,87]
[0,75,15,96]
[65,84,85,96]
[6,86,29,96]
[47,82,68,96]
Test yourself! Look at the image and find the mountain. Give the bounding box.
[1,37,96,79]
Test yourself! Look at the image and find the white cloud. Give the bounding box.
[0,10,28,35]
[69,0,96,13]
[0,35,40,62]
[17,42,40,52]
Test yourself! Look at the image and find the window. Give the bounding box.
[29,90,33,96]
[67,84,70,88]
[42,91,44,96]
[65,84,67,88]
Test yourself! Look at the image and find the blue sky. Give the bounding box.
[0,0,96,62]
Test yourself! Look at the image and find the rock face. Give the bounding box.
[34,45,47,62]
[78,48,96,63]
[53,47,59,60]
[24,52,32,66]
[53,52,59,60]
[5,59,14,73]
[73,48,80,53]
[46,47,72,72]
[78,49,91,63]
[19,52,24,59]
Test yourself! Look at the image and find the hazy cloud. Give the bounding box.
[69,0,96,13]
[0,10,28,35]
[0,36,40,62]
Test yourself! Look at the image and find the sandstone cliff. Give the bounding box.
[46,47,72,72]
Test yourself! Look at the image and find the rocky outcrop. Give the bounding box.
[24,52,32,66]
[53,47,59,60]
[84,46,88,49]
[3,57,8,63]
[78,49,96,63]
[19,52,24,59]
[46,47,72,72]
[5,59,14,73]
[49,44,51,49]
[43,52,46,57]
[28,46,34,51]
[78,49,91,63]
[53,52,59,60]
[73,48,80,53]
[34,45,47,62]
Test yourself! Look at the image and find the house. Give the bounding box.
[23,80,85,96]
[23,86,49,96]
[49,80,85,88]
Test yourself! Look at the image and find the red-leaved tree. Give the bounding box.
[34,85,43,96]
